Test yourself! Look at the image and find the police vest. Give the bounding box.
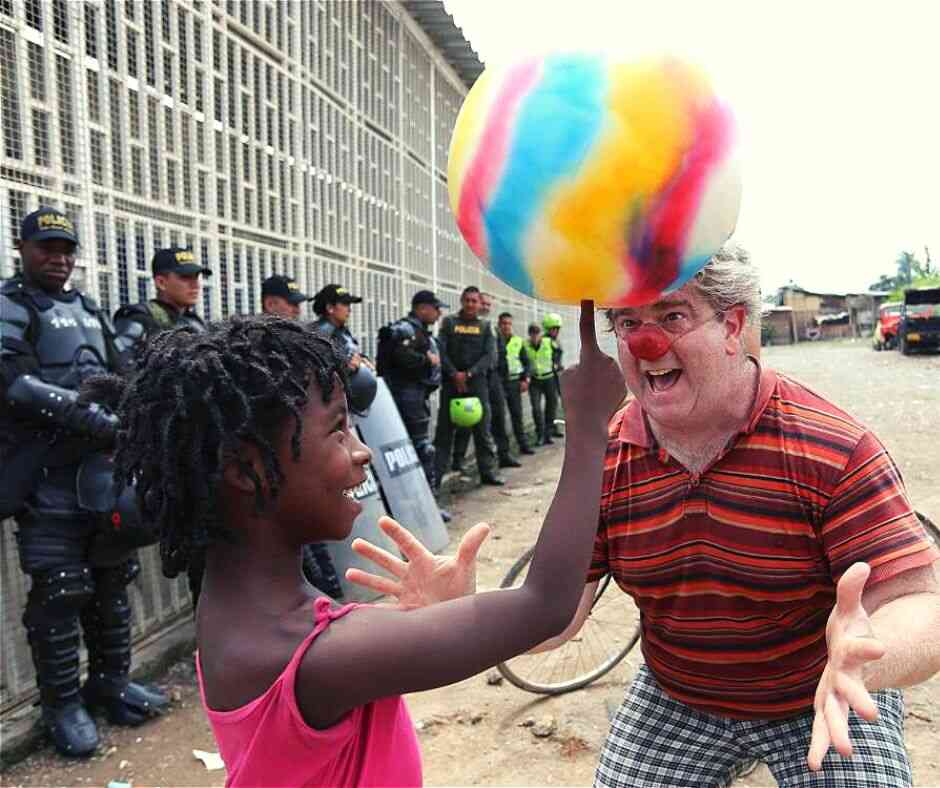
[505,335,525,379]
[312,317,362,360]
[525,338,554,379]
[0,279,111,389]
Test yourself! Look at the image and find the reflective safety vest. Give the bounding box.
[506,335,525,379]
[525,338,554,379]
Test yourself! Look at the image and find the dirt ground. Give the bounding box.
[3,340,938,788]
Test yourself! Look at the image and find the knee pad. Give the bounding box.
[24,565,95,628]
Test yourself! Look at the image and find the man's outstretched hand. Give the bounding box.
[807,562,885,771]
[346,516,491,609]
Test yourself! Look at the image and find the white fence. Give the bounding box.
[0,0,582,727]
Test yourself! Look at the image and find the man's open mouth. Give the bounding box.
[646,368,682,393]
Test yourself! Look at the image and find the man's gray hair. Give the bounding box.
[604,244,761,326]
[689,244,762,325]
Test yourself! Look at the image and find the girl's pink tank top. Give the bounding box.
[196,596,422,787]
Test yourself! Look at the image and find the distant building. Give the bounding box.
[773,285,889,342]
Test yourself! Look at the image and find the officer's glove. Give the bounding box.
[6,375,119,446]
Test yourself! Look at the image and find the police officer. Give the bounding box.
[451,292,518,472]
[378,290,452,520]
[496,311,535,457]
[525,320,559,446]
[311,283,367,367]
[113,247,211,363]
[0,209,166,757]
[260,276,343,596]
[523,323,555,446]
[311,283,377,415]
[433,286,503,488]
[545,312,565,437]
[113,248,212,607]
[261,274,313,319]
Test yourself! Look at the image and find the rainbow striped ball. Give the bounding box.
[447,54,742,307]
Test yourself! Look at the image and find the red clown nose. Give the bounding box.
[626,325,673,361]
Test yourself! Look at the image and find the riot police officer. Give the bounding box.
[433,286,503,488]
[311,283,377,414]
[112,248,211,363]
[261,276,343,597]
[0,209,166,757]
[377,290,451,520]
[261,274,313,319]
[113,248,211,608]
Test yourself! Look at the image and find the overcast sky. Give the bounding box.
[443,0,939,296]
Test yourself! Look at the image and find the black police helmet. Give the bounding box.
[347,364,378,415]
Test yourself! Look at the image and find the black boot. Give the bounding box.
[80,562,168,726]
[499,456,522,469]
[27,619,99,757]
[520,445,536,455]
[82,675,168,725]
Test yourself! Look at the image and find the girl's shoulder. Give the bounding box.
[201,595,353,712]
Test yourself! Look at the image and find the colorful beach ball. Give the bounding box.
[447,54,742,307]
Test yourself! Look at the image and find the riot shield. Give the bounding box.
[355,379,449,554]
[322,456,401,602]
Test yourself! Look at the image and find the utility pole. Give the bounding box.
[926,245,933,275]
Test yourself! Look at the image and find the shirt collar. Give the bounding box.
[618,357,777,447]
[155,298,186,317]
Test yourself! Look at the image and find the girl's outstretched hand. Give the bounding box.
[560,301,626,437]
[346,516,491,609]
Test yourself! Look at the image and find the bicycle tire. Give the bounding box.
[495,546,641,695]
[916,511,939,547]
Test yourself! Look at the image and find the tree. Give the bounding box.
[869,273,898,293]
[896,251,918,286]
[869,250,937,294]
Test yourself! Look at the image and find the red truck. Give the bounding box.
[872,302,902,350]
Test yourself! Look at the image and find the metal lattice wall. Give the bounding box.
[0,0,581,718]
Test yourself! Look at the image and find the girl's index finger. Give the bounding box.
[351,538,408,578]
[579,299,598,359]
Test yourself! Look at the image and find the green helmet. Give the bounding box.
[542,313,563,330]
[450,396,483,428]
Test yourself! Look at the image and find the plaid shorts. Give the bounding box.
[595,665,911,788]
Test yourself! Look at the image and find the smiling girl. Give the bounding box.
[98,310,623,786]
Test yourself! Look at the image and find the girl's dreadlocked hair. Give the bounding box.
[95,315,348,580]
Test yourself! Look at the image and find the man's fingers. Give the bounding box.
[823,693,853,757]
[843,636,886,666]
[579,300,598,359]
[456,523,491,564]
[807,709,831,771]
[344,568,402,597]
[351,538,408,577]
[835,562,871,615]
[377,516,429,562]
[834,672,880,722]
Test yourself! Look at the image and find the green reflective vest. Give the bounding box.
[505,335,525,379]
[525,338,554,379]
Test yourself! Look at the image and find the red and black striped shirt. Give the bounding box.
[589,368,939,719]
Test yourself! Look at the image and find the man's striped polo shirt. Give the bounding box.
[589,368,939,719]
